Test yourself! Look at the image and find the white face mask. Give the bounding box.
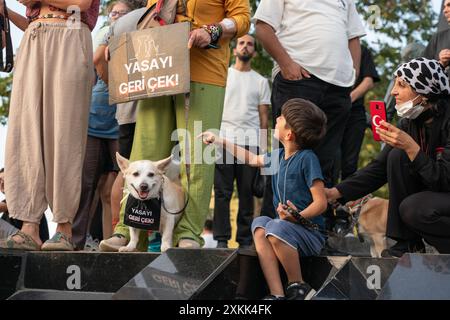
[395,95,424,119]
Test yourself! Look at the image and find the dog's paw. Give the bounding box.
[118,245,138,252]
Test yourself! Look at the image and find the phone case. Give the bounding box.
[369,101,387,142]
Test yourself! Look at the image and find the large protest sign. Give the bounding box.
[108,22,190,104]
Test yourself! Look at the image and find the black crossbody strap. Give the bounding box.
[1,2,14,72]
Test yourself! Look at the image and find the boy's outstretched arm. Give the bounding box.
[198,131,265,167]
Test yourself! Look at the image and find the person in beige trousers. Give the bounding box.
[0,0,99,251]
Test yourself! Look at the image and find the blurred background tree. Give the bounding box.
[0,73,12,125]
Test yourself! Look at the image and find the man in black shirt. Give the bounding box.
[335,46,380,182]
[332,46,380,234]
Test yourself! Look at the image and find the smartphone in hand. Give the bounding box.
[369,101,387,142]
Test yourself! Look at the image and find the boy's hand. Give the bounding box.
[197,131,219,145]
[277,202,297,223]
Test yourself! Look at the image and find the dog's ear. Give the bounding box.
[155,155,173,173]
[116,152,130,172]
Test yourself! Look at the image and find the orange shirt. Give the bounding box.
[149,0,251,87]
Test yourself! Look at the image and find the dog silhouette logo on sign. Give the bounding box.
[135,35,162,59]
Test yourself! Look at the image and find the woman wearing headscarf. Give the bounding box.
[326,58,450,257]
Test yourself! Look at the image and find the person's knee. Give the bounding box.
[251,216,271,239]
[267,234,282,246]
[399,193,429,227]
[264,219,285,240]
[252,215,271,228]
[253,227,265,241]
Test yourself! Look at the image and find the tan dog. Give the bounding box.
[116,153,185,252]
[347,196,389,257]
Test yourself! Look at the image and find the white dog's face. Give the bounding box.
[116,153,172,201]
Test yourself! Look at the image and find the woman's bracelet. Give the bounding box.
[202,24,223,45]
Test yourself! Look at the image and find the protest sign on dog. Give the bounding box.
[108,22,190,104]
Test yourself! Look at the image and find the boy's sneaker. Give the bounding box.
[262,294,286,300]
[381,239,425,258]
[285,282,315,300]
[99,234,128,252]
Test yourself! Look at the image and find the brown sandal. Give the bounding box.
[41,232,74,251]
[0,230,41,251]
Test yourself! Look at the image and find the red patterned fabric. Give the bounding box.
[26,0,100,31]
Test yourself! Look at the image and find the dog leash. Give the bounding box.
[121,94,192,215]
[347,194,373,211]
[157,93,191,215]
[159,176,189,215]
[338,194,373,238]
[0,2,14,73]
[159,92,191,215]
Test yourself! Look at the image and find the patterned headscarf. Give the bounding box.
[395,58,450,96]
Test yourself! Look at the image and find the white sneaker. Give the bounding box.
[84,235,100,251]
[178,238,200,249]
[99,234,128,252]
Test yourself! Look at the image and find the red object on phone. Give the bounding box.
[370,101,387,142]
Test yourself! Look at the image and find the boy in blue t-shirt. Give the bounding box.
[199,98,328,300]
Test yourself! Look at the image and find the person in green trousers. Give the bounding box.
[99,0,250,251]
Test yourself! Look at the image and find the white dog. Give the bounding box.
[116,153,185,252]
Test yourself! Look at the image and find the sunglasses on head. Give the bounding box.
[109,10,130,18]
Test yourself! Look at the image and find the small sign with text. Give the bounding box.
[108,22,190,104]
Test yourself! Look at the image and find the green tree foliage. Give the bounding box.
[356,0,437,103]
[355,1,437,197]
[0,73,12,126]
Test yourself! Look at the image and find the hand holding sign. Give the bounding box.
[108,22,190,104]
[188,28,211,49]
